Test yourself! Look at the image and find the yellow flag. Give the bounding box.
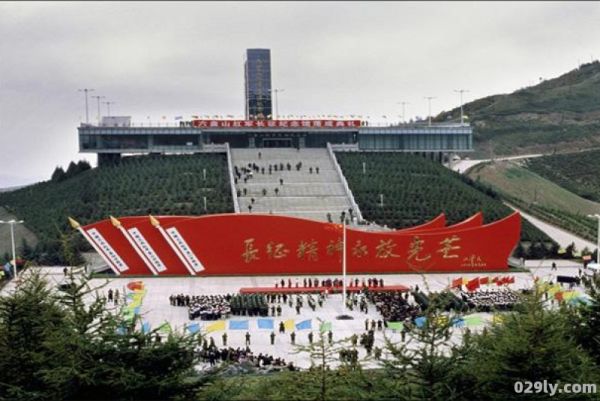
[284,319,295,331]
[492,314,505,325]
[205,320,226,333]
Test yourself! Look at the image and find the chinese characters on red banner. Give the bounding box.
[192,119,362,129]
[241,235,464,264]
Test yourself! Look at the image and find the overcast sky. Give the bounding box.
[1,1,599,187]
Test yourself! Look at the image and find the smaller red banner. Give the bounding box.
[191,119,362,129]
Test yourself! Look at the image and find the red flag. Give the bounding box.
[479,276,489,285]
[451,277,463,288]
[507,276,515,284]
[466,277,480,292]
[491,276,499,283]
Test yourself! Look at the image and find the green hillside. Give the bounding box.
[467,160,599,242]
[436,61,600,156]
[0,153,234,264]
[526,149,600,203]
[336,152,556,257]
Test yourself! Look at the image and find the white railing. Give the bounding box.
[201,143,228,153]
[225,143,240,213]
[326,142,364,222]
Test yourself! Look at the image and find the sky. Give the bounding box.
[1,1,599,187]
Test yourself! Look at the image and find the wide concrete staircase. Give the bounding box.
[230,148,354,222]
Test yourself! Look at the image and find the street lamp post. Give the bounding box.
[588,214,600,264]
[91,95,105,125]
[103,101,116,117]
[78,88,95,124]
[270,88,284,120]
[397,101,409,123]
[454,89,469,125]
[424,96,436,126]
[0,220,24,280]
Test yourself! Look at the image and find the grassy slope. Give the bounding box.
[467,160,599,242]
[525,149,600,202]
[468,160,600,215]
[435,61,600,157]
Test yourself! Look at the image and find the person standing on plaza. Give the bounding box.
[245,331,251,346]
[291,331,296,345]
[270,331,276,345]
[222,332,227,346]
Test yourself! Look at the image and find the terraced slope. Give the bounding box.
[0,153,233,264]
[336,152,555,254]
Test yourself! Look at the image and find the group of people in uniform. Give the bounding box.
[169,294,233,321]
[366,290,422,323]
[273,277,385,290]
[459,289,520,312]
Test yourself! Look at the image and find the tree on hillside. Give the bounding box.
[51,166,66,182]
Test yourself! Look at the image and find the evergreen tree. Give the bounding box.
[458,289,598,400]
[51,166,66,182]
[380,292,464,401]
[572,274,600,366]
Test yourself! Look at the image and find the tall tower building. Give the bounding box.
[244,49,272,120]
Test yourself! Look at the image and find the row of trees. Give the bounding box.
[336,152,556,253]
[526,150,600,203]
[0,153,234,265]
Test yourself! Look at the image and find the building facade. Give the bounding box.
[244,49,272,120]
[79,120,473,165]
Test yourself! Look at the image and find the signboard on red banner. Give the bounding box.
[191,119,362,129]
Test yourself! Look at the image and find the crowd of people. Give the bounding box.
[170,294,233,320]
[366,290,421,323]
[233,158,326,214]
[230,294,269,316]
[273,277,385,290]
[459,289,520,312]
[198,345,292,371]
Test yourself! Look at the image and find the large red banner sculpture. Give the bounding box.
[71,212,519,276]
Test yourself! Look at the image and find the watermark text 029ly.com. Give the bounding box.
[514,381,597,397]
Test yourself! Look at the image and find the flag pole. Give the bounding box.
[336,218,353,320]
[342,219,347,312]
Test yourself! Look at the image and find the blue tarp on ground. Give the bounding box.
[229,320,250,330]
[296,319,312,330]
[187,323,200,334]
[257,318,274,330]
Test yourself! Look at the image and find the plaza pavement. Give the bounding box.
[1,259,587,369]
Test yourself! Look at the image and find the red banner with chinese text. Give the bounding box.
[80,212,520,276]
[191,119,362,129]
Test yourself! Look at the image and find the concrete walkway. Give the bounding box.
[506,204,596,251]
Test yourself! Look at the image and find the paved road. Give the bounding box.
[506,204,596,251]
[449,153,543,174]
